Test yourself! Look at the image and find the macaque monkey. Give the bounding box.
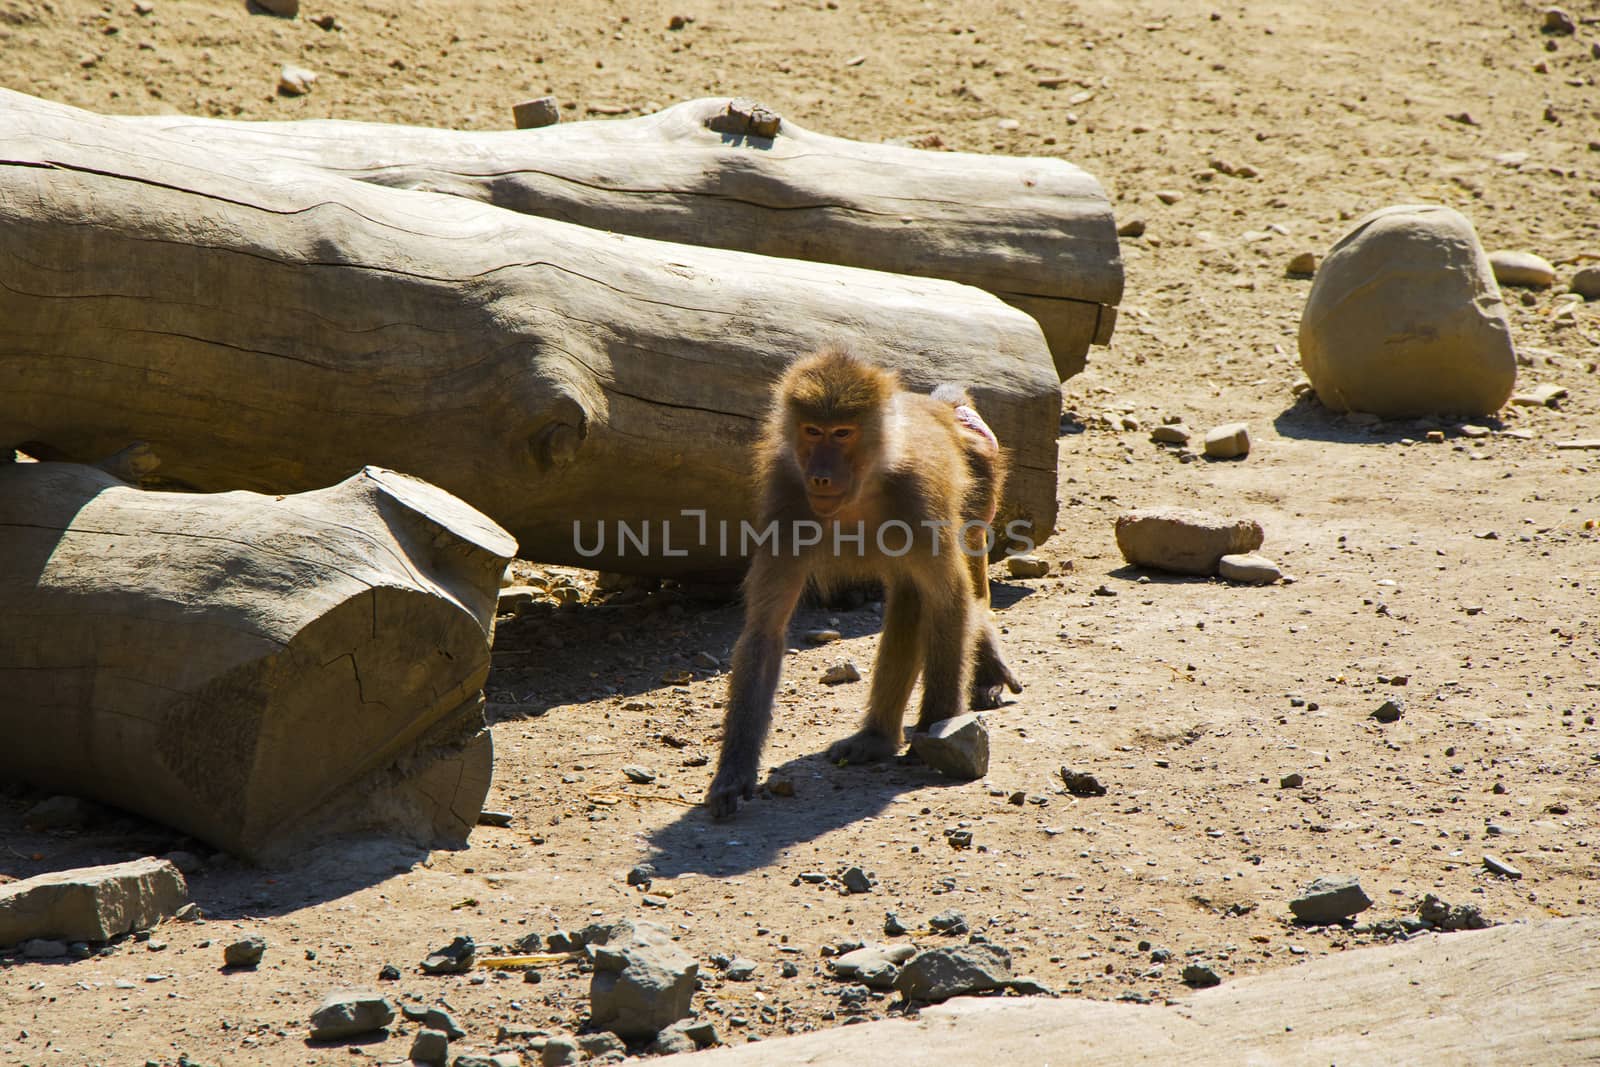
[707,345,1022,817]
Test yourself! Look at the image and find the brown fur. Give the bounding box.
[707,345,1021,817]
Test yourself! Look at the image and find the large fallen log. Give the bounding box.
[0,89,1062,578]
[0,458,514,862]
[127,96,1123,379]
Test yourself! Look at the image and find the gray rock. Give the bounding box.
[1006,554,1050,578]
[1114,507,1265,576]
[883,912,909,936]
[833,944,916,990]
[649,1028,698,1055]
[410,1028,450,1066]
[1218,553,1282,585]
[649,1018,718,1054]
[420,935,475,974]
[1289,876,1373,924]
[1203,422,1251,459]
[1059,767,1108,797]
[840,866,874,894]
[1150,423,1192,445]
[725,957,758,981]
[894,943,1013,1001]
[1298,204,1516,417]
[512,96,561,129]
[400,1006,465,1039]
[21,938,68,958]
[1370,700,1404,723]
[1280,772,1304,789]
[1182,962,1222,988]
[0,857,187,945]
[223,936,266,968]
[1483,853,1522,879]
[909,713,990,780]
[1489,250,1556,289]
[1571,266,1600,300]
[308,989,395,1040]
[929,910,970,935]
[627,864,656,887]
[476,810,513,827]
[540,1035,579,1066]
[578,1032,627,1057]
[1417,893,1489,931]
[822,661,861,685]
[22,795,98,832]
[587,918,698,1039]
[623,764,657,784]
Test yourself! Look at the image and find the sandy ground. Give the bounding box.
[2,0,1598,1064]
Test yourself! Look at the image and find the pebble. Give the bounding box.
[1370,700,1404,723]
[223,936,266,968]
[1286,251,1318,275]
[1006,554,1050,578]
[541,1035,579,1066]
[579,1032,627,1058]
[1280,772,1304,789]
[409,1028,449,1066]
[1181,962,1222,988]
[1059,767,1107,796]
[1418,893,1489,931]
[419,935,476,975]
[840,866,874,894]
[909,713,990,779]
[308,990,395,1040]
[1482,853,1522,879]
[1542,6,1576,34]
[276,64,317,96]
[1150,423,1191,445]
[627,864,656,887]
[1570,266,1600,299]
[724,958,759,981]
[832,944,915,989]
[1289,876,1373,924]
[512,96,561,129]
[1217,553,1282,585]
[822,661,861,686]
[929,909,969,934]
[1509,383,1567,407]
[1117,217,1147,237]
[401,1005,465,1039]
[1203,422,1250,459]
[378,963,401,981]
[1488,250,1556,289]
[1154,189,1184,205]
[884,912,909,936]
[623,764,657,784]
[805,629,842,644]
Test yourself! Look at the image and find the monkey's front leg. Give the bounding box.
[826,581,923,765]
[707,558,804,818]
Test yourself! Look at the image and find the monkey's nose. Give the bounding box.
[809,476,832,490]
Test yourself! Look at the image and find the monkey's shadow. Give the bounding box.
[642,753,969,879]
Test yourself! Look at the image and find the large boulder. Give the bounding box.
[1298,204,1516,417]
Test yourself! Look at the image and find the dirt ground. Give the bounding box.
[3,0,1599,1064]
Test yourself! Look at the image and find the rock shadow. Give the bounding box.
[1271,392,1500,444]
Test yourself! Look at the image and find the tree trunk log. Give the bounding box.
[0,459,514,862]
[0,89,1062,578]
[127,96,1123,379]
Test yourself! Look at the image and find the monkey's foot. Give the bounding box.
[706,766,757,818]
[826,730,900,765]
[970,656,1023,710]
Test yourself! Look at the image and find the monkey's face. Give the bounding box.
[795,420,862,517]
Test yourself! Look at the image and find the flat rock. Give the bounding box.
[512,96,561,129]
[1289,876,1372,923]
[1217,553,1281,585]
[1202,422,1250,459]
[252,0,298,14]
[1114,507,1265,576]
[909,714,990,780]
[587,918,699,1039]
[0,857,187,946]
[1509,382,1567,407]
[834,944,917,990]
[1006,554,1050,578]
[420,935,476,974]
[308,989,394,1040]
[1483,853,1522,879]
[1298,205,1516,417]
[1489,250,1556,288]
[1150,423,1191,445]
[894,943,1013,1001]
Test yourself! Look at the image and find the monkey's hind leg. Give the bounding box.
[963,528,1022,710]
[826,581,924,765]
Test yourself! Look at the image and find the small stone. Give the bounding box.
[929,909,969,935]
[623,764,657,784]
[1418,893,1490,931]
[1509,383,1567,407]
[540,1035,579,1066]
[1482,853,1522,879]
[627,864,656,887]
[650,1018,718,1053]
[578,1032,627,1058]
[277,64,317,96]
[909,713,990,780]
[1490,250,1557,289]
[1217,553,1282,585]
[821,661,861,685]
[1570,266,1600,300]
[477,810,513,827]
[174,903,202,922]
[378,964,401,981]
[308,990,395,1040]
[806,629,842,644]
[1285,251,1318,276]
[893,944,1012,1001]
[840,866,874,894]
[705,98,782,138]
[1181,962,1222,988]
[724,958,758,981]
[1289,876,1373,924]
[832,944,915,990]
[1280,772,1304,789]
[1059,767,1107,796]
[420,935,475,975]
[253,0,298,14]
[223,936,266,968]
[309,12,339,29]
[512,96,561,129]
[667,14,691,29]
[1115,508,1264,576]
[1155,189,1184,204]
[1370,700,1404,723]
[1006,554,1050,579]
[410,1028,449,1066]
[1203,422,1250,459]
[1150,423,1191,445]
[1117,217,1147,237]
[1542,6,1576,34]
[884,912,909,936]
[399,1007,465,1039]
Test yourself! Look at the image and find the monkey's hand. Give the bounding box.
[971,649,1023,710]
[706,766,757,819]
[825,730,900,765]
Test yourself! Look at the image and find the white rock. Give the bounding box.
[909,714,989,780]
[277,65,317,96]
[1203,423,1250,459]
[1006,554,1049,578]
[1218,553,1282,585]
[1569,266,1600,300]
[1298,204,1516,417]
[1489,250,1556,289]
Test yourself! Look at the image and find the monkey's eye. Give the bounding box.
[802,425,823,439]
[831,427,855,441]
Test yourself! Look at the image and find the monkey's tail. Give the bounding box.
[930,383,973,408]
